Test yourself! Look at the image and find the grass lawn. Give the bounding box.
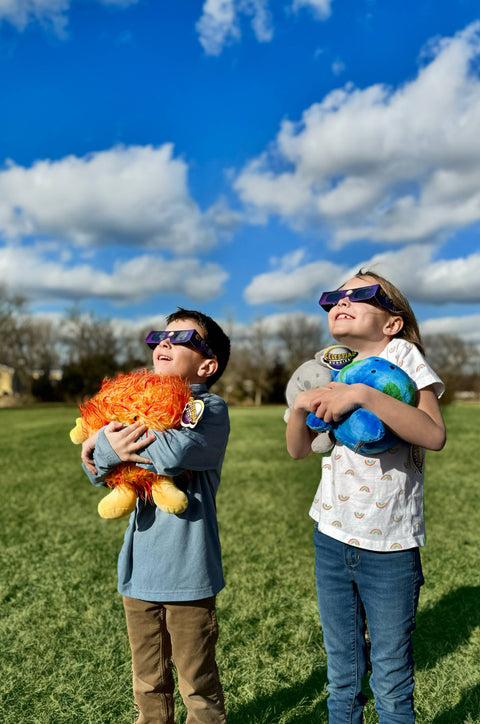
[0,403,479,723]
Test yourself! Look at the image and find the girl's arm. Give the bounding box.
[286,389,323,459]
[307,382,446,451]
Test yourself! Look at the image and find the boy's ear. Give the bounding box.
[383,315,404,337]
[197,357,219,381]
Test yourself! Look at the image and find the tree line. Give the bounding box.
[1,287,479,406]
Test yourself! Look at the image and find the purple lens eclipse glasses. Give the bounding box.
[319,284,397,313]
[145,329,216,359]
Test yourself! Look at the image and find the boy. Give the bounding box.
[81,308,231,724]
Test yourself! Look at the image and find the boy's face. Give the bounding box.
[152,318,217,384]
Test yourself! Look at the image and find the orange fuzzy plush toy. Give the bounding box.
[70,370,193,519]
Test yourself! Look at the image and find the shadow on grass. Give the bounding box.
[430,682,480,724]
[228,668,328,724]
[226,587,480,724]
[415,586,480,670]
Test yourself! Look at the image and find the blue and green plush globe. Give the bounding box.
[306,357,417,455]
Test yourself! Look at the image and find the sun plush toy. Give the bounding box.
[70,370,193,519]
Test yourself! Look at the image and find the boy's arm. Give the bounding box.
[81,422,155,476]
[85,394,229,478]
[81,427,123,486]
[141,395,229,475]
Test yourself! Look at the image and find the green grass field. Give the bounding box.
[1,403,479,723]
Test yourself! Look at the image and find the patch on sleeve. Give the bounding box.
[181,399,205,429]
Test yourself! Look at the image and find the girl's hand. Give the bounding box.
[293,383,360,423]
[286,383,358,459]
[309,382,360,423]
[104,422,156,464]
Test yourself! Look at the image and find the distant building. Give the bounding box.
[31,369,62,382]
[0,364,14,396]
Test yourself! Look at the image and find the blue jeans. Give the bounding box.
[314,528,424,724]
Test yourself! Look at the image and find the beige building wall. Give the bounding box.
[0,365,14,396]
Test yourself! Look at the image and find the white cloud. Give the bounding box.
[243,244,480,307]
[291,0,333,21]
[195,0,334,55]
[331,59,345,76]
[0,0,138,33]
[0,244,229,303]
[420,314,480,345]
[0,145,217,254]
[235,22,480,247]
[244,254,346,304]
[196,0,273,55]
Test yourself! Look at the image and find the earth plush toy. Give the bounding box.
[306,356,417,455]
[70,370,193,519]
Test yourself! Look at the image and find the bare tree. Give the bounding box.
[216,313,328,405]
[0,286,38,391]
[423,333,480,403]
[59,308,120,398]
[277,314,327,374]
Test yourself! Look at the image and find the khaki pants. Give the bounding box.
[123,595,227,724]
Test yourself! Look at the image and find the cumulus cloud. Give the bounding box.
[244,250,346,304]
[291,0,333,21]
[243,244,480,307]
[0,145,218,254]
[195,0,334,55]
[0,244,228,303]
[420,314,480,345]
[235,22,480,247]
[196,0,273,55]
[0,0,138,33]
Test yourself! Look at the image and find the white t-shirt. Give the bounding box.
[307,339,444,551]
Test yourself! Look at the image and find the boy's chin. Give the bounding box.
[153,362,171,376]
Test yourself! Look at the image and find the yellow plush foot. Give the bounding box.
[98,483,137,519]
[70,418,86,444]
[151,477,188,514]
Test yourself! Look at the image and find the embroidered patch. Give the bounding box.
[321,345,358,371]
[181,399,205,428]
[410,444,425,474]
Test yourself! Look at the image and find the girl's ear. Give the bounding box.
[197,357,219,381]
[383,315,404,337]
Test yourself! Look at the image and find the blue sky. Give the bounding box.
[1,0,480,342]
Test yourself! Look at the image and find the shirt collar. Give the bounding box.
[190,383,208,394]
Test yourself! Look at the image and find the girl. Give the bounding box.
[286,270,445,723]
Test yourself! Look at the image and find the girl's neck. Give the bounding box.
[341,336,392,360]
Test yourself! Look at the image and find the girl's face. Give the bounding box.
[327,276,398,355]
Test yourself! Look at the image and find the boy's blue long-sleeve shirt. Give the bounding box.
[83,383,230,602]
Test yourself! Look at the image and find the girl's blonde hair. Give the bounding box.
[354,268,424,355]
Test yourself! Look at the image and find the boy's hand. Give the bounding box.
[81,429,101,474]
[104,422,156,464]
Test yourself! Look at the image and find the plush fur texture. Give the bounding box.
[70,370,192,518]
[306,357,417,455]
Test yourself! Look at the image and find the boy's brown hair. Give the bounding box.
[166,308,230,388]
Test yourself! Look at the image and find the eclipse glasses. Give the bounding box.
[145,329,216,359]
[319,284,397,313]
